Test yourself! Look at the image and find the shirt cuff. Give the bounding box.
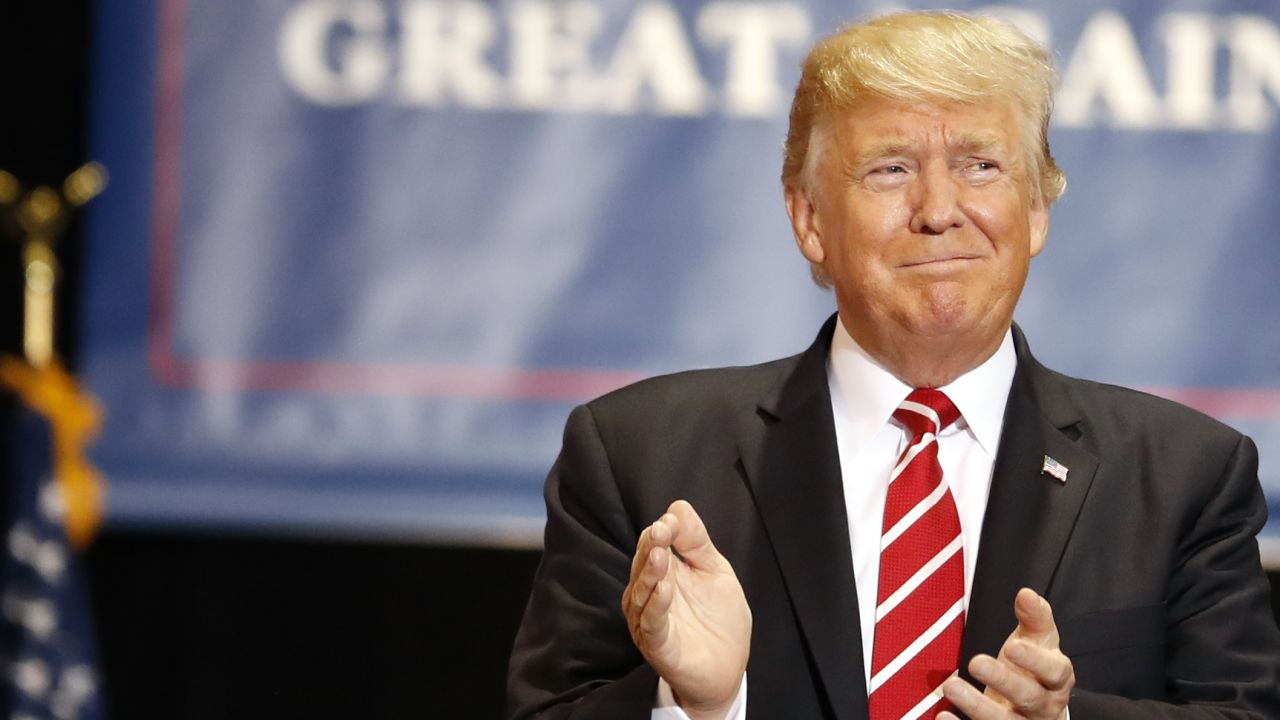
[652,673,747,720]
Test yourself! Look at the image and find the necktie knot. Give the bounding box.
[893,388,960,438]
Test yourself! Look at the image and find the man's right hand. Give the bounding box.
[622,500,752,720]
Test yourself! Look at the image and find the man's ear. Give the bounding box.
[785,183,825,264]
[1028,193,1049,258]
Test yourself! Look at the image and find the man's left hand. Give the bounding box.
[939,587,1075,720]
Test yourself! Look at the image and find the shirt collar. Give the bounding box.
[826,315,1016,457]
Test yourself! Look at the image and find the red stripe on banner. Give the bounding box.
[1142,387,1280,421]
[151,357,648,400]
[149,0,186,391]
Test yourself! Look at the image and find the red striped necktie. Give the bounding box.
[868,389,965,720]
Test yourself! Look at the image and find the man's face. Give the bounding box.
[787,97,1048,373]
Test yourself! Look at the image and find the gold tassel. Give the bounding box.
[0,357,104,548]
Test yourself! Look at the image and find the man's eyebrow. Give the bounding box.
[851,141,915,169]
[948,132,1008,155]
[848,133,1011,169]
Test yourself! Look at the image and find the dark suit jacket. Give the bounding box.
[507,317,1280,719]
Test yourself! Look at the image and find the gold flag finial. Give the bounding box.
[63,162,108,207]
[1,163,109,368]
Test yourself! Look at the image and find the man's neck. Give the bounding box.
[837,317,1009,389]
[827,317,1016,458]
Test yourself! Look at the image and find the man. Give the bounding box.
[506,11,1280,720]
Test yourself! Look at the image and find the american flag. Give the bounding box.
[1,369,105,720]
[1041,455,1069,483]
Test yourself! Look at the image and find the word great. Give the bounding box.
[279,1,1280,130]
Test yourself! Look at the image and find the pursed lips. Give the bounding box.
[897,253,984,269]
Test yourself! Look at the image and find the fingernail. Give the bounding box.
[944,681,967,701]
[1007,642,1025,662]
[970,656,990,676]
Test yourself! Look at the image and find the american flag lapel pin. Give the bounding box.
[1041,455,1069,483]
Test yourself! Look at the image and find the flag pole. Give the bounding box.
[0,162,108,369]
[0,163,108,547]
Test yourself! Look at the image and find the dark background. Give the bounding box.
[1,5,538,718]
[0,5,1277,719]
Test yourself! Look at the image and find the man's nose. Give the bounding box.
[909,163,965,235]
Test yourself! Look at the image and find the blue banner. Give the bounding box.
[84,0,1280,556]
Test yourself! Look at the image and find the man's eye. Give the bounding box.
[971,161,998,171]
[878,164,907,174]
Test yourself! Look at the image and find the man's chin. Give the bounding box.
[903,311,1006,349]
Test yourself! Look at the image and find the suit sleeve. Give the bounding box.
[506,404,659,720]
[1069,435,1280,719]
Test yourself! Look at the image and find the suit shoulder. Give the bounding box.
[1039,365,1244,449]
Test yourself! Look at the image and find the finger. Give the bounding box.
[1012,588,1058,643]
[1004,639,1074,692]
[943,676,1015,720]
[665,500,726,570]
[638,575,676,643]
[630,515,676,579]
[628,512,680,584]
[627,543,670,623]
[623,525,652,617]
[627,526,653,591]
[970,653,1050,716]
[622,520,665,609]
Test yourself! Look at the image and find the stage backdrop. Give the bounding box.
[84,0,1280,557]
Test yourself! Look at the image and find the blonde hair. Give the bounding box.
[783,12,1066,284]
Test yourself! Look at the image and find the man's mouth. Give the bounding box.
[899,254,983,269]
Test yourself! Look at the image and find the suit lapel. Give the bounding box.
[960,327,1099,678]
[739,316,870,720]
[738,320,1099,710]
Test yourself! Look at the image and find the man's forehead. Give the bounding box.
[849,132,1010,157]
[823,98,1021,154]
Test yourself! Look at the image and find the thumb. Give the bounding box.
[1012,587,1058,643]
[665,500,727,571]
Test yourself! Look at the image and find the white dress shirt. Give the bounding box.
[656,317,1017,718]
